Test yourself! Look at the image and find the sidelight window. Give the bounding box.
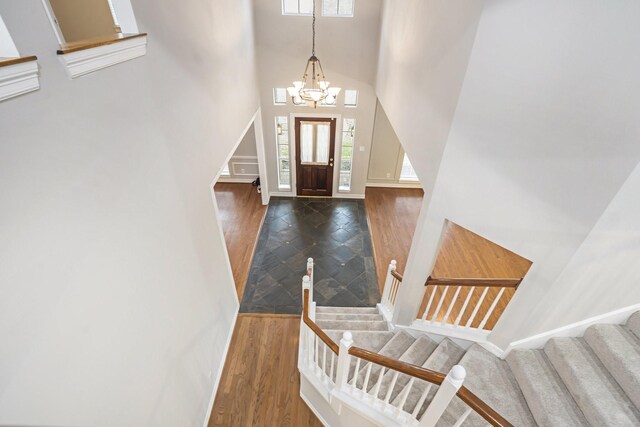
[275,116,291,190]
[339,118,355,191]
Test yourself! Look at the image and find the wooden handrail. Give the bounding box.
[0,56,38,68]
[348,347,445,384]
[57,33,147,54]
[458,387,513,426]
[302,289,339,354]
[302,273,511,426]
[348,346,513,427]
[425,276,522,288]
[390,269,403,281]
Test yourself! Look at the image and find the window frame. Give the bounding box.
[282,0,314,16]
[322,0,355,17]
[275,116,292,191]
[273,88,287,106]
[338,118,356,192]
[344,89,358,108]
[399,153,419,183]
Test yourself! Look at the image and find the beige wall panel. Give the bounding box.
[50,0,116,43]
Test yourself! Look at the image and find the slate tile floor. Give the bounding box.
[239,197,380,314]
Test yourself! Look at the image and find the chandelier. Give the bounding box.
[287,0,340,108]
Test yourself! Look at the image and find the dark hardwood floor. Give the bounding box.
[423,220,532,330]
[208,314,323,427]
[214,182,267,299]
[364,187,424,293]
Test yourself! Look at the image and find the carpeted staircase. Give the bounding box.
[315,306,640,426]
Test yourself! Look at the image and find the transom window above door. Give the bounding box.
[282,0,313,15]
[322,0,354,17]
[300,121,331,165]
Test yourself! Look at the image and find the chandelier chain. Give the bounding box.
[312,0,316,55]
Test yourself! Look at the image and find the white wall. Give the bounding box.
[375,0,485,200]
[218,123,260,183]
[0,14,20,57]
[367,100,420,187]
[390,0,640,348]
[253,0,382,197]
[0,1,259,426]
[527,161,640,336]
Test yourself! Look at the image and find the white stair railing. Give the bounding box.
[419,366,466,427]
[380,259,403,322]
[300,264,338,387]
[333,337,477,427]
[299,259,512,427]
[416,277,522,339]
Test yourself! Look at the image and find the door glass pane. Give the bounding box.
[301,123,314,164]
[316,124,330,164]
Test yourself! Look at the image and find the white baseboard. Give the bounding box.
[217,178,257,184]
[365,182,422,189]
[202,308,239,427]
[269,191,295,198]
[268,191,365,199]
[503,303,640,357]
[333,193,365,199]
[478,340,506,359]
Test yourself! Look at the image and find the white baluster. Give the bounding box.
[421,285,438,321]
[302,275,314,367]
[385,371,399,404]
[412,384,433,418]
[430,286,449,323]
[452,407,473,427]
[396,377,415,415]
[419,365,466,427]
[315,333,320,375]
[441,286,461,325]
[362,363,373,392]
[371,367,386,400]
[391,277,401,305]
[478,287,506,330]
[465,287,489,328]
[330,353,336,382]
[322,343,327,379]
[381,260,397,311]
[307,257,314,297]
[351,358,361,388]
[454,287,475,327]
[336,331,353,389]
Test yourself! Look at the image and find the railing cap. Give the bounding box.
[341,331,353,346]
[450,365,466,382]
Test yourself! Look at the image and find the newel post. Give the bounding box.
[419,365,466,427]
[307,257,314,295]
[381,260,397,310]
[302,275,315,366]
[335,331,353,390]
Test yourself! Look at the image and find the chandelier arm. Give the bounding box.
[315,57,327,80]
[301,59,311,85]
